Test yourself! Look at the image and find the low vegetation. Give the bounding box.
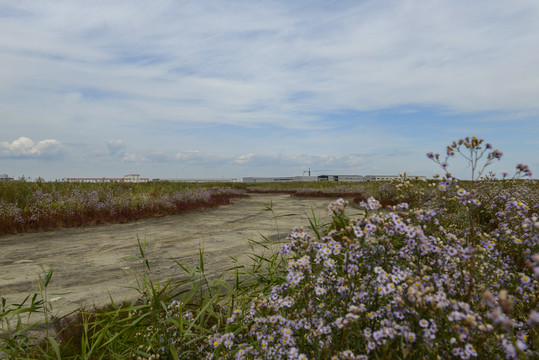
[0,178,390,237]
[1,137,538,359]
[0,181,249,236]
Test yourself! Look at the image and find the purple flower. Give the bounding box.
[489,149,503,160]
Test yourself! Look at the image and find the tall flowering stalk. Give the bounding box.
[427,136,503,182]
[427,137,534,302]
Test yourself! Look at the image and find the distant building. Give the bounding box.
[318,175,365,182]
[66,174,150,183]
[316,175,338,182]
[152,178,238,183]
[64,173,426,184]
[364,175,427,181]
[243,176,317,183]
[364,175,400,182]
[0,174,14,181]
[243,174,427,183]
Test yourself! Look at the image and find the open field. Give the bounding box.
[1,137,538,359]
[0,179,372,236]
[0,193,341,320]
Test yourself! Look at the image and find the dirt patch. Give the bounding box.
[0,194,350,319]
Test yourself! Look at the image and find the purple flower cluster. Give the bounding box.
[191,186,537,359]
[516,164,533,178]
[130,138,536,360]
[327,198,347,216]
[427,136,507,181]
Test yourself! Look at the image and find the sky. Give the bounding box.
[1,0,538,181]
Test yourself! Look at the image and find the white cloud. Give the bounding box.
[106,139,125,155]
[232,152,367,171]
[175,151,202,161]
[0,1,537,179]
[345,155,365,167]
[121,152,149,162]
[121,153,137,162]
[234,153,253,165]
[114,148,367,173]
[0,137,62,158]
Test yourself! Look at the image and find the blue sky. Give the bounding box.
[1,0,538,180]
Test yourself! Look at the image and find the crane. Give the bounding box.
[303,168,330,176]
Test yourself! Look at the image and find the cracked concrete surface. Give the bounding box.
[1,194,341,318]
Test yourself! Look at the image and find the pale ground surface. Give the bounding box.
[0,194,352,321]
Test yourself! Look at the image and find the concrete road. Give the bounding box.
[0,194,346,318]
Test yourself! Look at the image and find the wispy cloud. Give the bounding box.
[0,1,537,179]
[3,1,539,122]
[101,147,368,174]
[231,152,367,170]
[106,139,125,155]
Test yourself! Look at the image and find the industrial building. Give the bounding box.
[317,175,365,182]
[242,174,425,183]
[363,175,399,182]
[66,174,150,183]
[242,176,316,183]
[152,178,238,183]
[64,173,426,184]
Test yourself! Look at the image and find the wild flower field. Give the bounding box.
[1,137,538,359]
[0,181,249,236]
[0,179,376,237]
